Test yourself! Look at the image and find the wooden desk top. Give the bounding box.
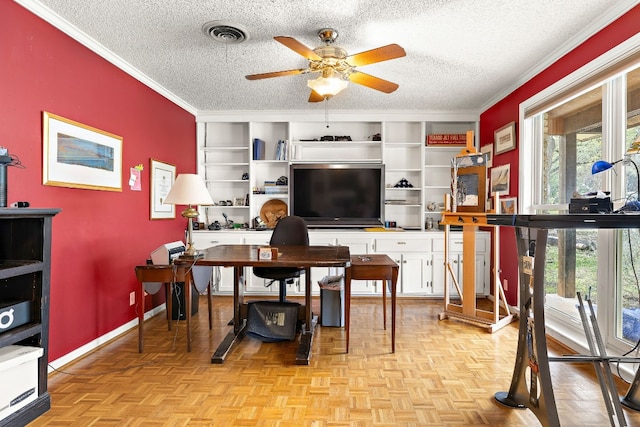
[350,254,398,268]
[176,244,351,268]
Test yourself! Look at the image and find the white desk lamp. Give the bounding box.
[163,174,213,257]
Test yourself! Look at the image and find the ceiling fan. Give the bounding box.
[245,28,406,102]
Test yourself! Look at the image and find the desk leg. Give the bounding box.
[296,267,317,365]
[138,282,145,353]
[345,266,352,353]
[382,280,387,330]
[495,228,560,426]
[212,266,246,364]
[185,270,192,352]
[391,265,398,353]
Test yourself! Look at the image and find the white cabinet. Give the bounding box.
[192,229,490,298]
[431,233,489,297]
[373,236,432,295]
[190,232,244,294]
[336,236,375,294]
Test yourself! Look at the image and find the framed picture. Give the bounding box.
[481,143,494,168]
[150,159,176,219]
[500,197,518,214]
[233,197,245,206]
[451,160,486,213]
[494,121,516,155]
[426,133,467,146]
[490,163,511,195]
[42,111,123,191]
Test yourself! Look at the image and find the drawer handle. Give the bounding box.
[397,241,407,245]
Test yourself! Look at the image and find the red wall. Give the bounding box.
[1,2,196,360]
[480,5,640,304]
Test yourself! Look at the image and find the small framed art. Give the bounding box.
[494,122,516,155]
[150,159,176,219]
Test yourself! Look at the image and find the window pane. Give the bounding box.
[542,86,603,206]
[618,66,640,343]
[541,86,603,323]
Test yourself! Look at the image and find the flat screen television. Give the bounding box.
[290,163,385,228]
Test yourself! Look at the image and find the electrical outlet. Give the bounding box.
[129,291,135,306]
[503,279,508,291]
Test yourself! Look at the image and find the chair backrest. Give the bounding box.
[269,215,309,246]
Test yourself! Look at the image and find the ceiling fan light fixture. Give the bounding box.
[307,69,349,97]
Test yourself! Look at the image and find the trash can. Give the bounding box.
[319,275,344,327]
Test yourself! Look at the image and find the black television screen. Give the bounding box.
[290,163,385,228]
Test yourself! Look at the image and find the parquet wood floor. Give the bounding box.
[28,296,640,426]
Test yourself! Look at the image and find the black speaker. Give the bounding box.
[0,300,31,333]
[170,283,199,320]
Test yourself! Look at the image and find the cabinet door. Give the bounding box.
[191,232,242,294]
[400,252,432,295]
[337,237,374,294]
[242,233,277,294]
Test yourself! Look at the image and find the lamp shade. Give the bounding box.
[163,174,213,206]
[307,69,348,97]
[591,160,615,175]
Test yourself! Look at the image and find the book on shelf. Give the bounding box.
[275,139,288,160]
[253,138,265,160]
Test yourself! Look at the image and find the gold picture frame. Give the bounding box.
[150,159,176,219]
[42,111,123,191]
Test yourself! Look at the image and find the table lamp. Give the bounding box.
[163,174,213,257]
[591,157,640,211]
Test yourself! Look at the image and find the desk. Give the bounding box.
[345,254,398,353]
[486,214,640,427]
[134,265,213,353]
[176,244,351,365]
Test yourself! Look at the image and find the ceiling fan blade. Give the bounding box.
[245,68,307,80]
[348,71,399,93]
[274,36,322,61]
[346,44,406,67]
[308,90,325,103]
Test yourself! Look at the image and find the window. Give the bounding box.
[521,38,640,361]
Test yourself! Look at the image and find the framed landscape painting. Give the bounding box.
[42,111,123,191]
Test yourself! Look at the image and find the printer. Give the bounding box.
[150,241,185,265]
[149,241,197,320]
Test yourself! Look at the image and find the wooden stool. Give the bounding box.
[345,254,399,353]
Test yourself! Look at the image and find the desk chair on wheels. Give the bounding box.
[253,215,309,301]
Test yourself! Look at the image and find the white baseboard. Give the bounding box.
[48,304,166,372]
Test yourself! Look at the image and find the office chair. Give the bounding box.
[253,215,309,302]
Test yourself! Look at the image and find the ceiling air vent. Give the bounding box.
[202,21,249,44]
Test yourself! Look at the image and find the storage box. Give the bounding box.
[0,345,43,421]
[569,196,612,213]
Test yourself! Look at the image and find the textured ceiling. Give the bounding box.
[20,0,638,114]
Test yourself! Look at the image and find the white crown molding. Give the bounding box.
[14,0,198,116]
[196,109,480,123]
[479,0,639,113]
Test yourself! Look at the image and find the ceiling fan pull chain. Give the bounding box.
[325,98,330,128]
